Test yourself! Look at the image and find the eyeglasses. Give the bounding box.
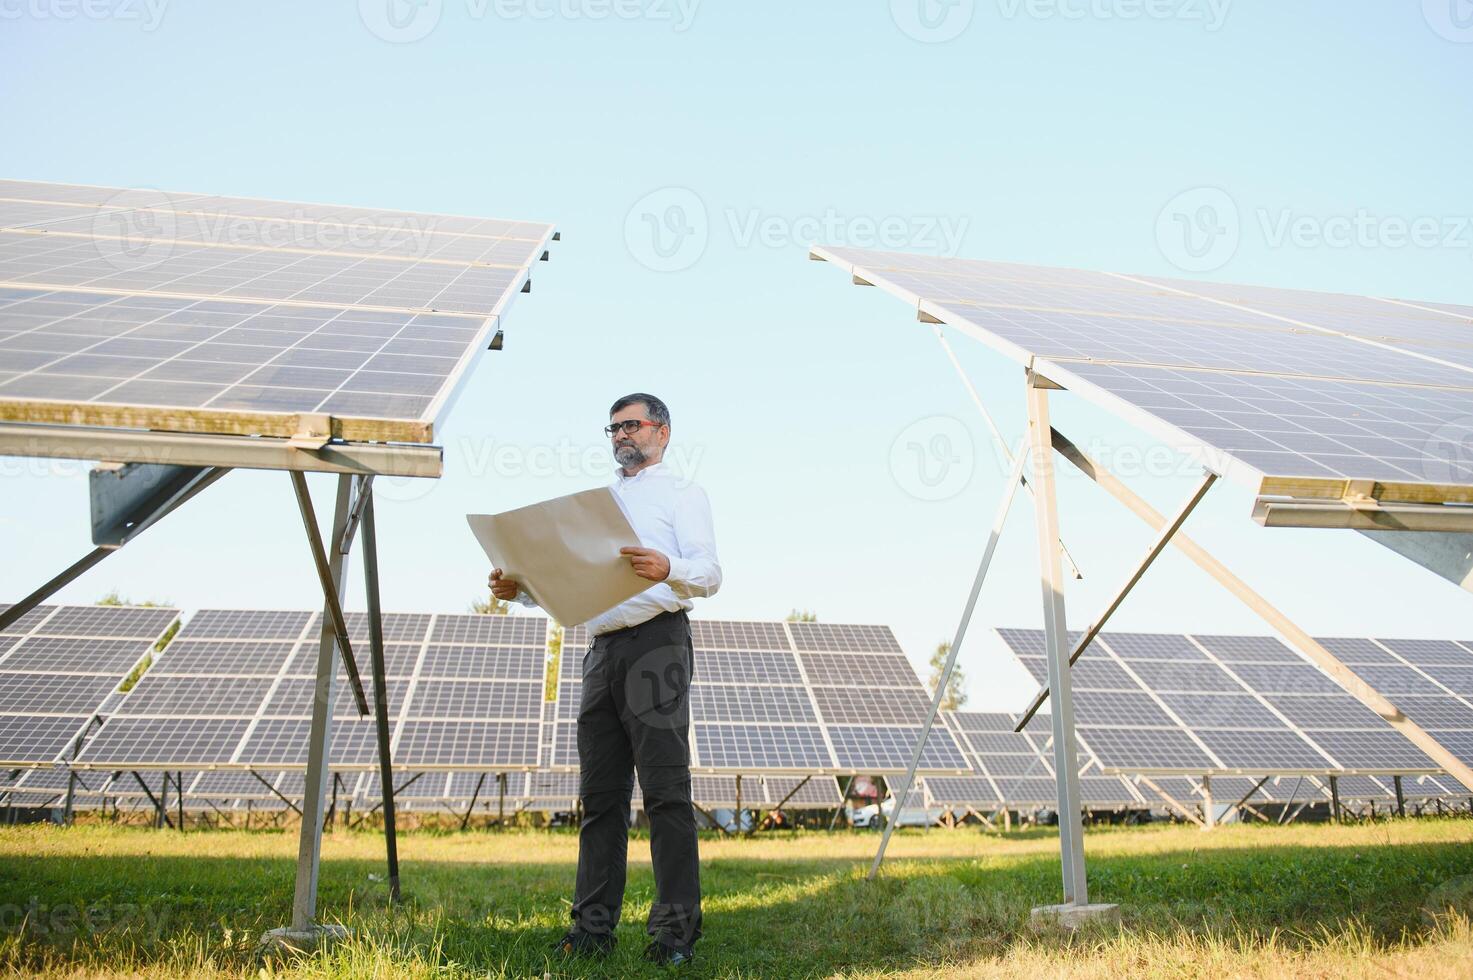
[604,419,663,437]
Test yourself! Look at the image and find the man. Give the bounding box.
[488,393,720,967]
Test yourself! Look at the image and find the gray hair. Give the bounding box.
[609,392,670,427]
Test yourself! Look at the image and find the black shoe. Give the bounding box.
[551,930,615,957]
[643,940,695,966]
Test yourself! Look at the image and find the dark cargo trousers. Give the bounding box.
[571,609,702,950]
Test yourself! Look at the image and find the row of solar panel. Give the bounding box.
[997,630,1473,783]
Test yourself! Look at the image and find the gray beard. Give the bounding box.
[614,444,646,468]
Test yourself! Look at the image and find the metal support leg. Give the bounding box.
[176,771,184,832]
[461,773,487,831]
[1202,775,1215,830]
[869,435,1031,880]
[829,775,854,831]
[1329,775,1341,824]
[1394,775,1406,817]
[290,470,370,717]
[497,773,506,828]
[1024,374,1106,925]
[287,474,355,938]
[359,485,400,902]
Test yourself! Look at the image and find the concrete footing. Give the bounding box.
[258,923,349,955]
[1030,902,1121,930]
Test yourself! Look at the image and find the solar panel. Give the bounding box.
[813,246,1473,500]
[0,180,554,445]
[0,603,177,765]
[1000,629,1452,778]
[762,775,843,808]
[73,609,551,771]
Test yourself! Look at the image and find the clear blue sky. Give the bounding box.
[3,2,1470,711]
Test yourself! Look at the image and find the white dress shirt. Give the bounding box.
[518,461,722,633]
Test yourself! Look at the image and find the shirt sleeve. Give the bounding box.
[664,484,722,599]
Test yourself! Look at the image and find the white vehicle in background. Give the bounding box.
[847,796,942,829]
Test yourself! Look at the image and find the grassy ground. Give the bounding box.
[2,817,1472,977]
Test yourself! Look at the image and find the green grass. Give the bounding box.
[2,818,1472,977]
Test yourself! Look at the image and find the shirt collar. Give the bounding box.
[616,460,667,485]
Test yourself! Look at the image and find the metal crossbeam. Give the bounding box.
[1016,467,1218,730]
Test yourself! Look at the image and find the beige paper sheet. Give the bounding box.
[467,487,652,627]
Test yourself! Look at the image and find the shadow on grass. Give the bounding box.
[3,827,1472,978]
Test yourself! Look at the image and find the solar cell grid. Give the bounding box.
[415,645,543,680]
[947,712,1018,733]
[261,676,410,718]
[394,720,539,768]
[0,603,59,635]
[1190,635,1302,663]
[148,640,299,675]
[402,680,542,721]
[33,605,178,638]
[1315,637,1404,665]
[430,615,548,647]
[181,609,315,640]
[763,775,842,807]
[1069,691,1176,727]
[1413,664,1473,692]
[1078,728,1215,771]
[787,622,903,653]
[1348,665,1451,697]
[1153,692,1285,730]
[691,685,817,724]
[116,675,274,718]
[237,717,380,767]
[1391,697,1473,729]
[808,686,929,725]
[1201,661,1344,694]
[1193,729,1330,769]
[82,717,251,766]
[1310,730,1439,770]
[0,636,158,675]
[1098,633,1209,661]
[694,723,831,770]
[981,753,1053,777]
[689,621,791,651]
[923,776,1000,805]
[696,650,801,685]
[797,652,919,688]
[827,725,968,772]
[1379,638,1473,666]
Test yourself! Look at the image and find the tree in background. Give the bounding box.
[926,641,967,710]
[98,591,178,689]
[470,594,510,615]
[785,609,817,622]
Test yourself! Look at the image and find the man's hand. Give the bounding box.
[488,568,521,601]
[620,546,671,582]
